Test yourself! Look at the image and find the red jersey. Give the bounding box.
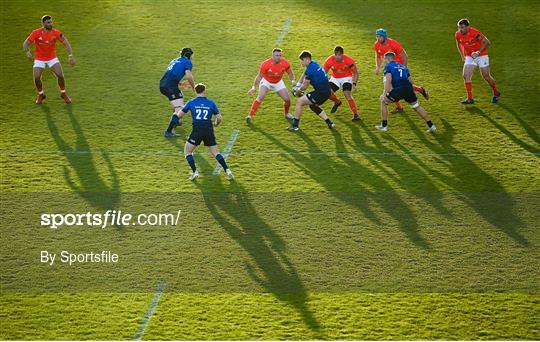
[455,27,487,57]
[26,28,65,61]
[373,38,404,64]
[259,58,290,83]
[323,54,356,78]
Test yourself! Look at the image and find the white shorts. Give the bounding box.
[464,55,489,68]
[329,76,353,89]
[34,58,60,69]
[260,78,286,92]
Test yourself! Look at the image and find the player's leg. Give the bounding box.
[33,64,46,104]
[184,140,199,180]
[410,101,436,133]
[462,59,476,103]
[50,60,71,103]
[328,81,342,113]
[376,95,391,131]
[411,84,429,100]
[342,82,360,121]
[209,145,233,179]
[309,104,335,130]
[276,88,294,120]
[246,85,269,122]
[287,95,309,131]
[164,97,184,137]
[479,59,500,103]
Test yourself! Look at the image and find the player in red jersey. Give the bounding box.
[23,15,75,104]
[374,28,428,113]
[246,48,296,123]
[323,46,361,121]
[455,18,500,104]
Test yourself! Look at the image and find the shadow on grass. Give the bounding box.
[401,114,530,246]
[193,157,324,336]
[251,123,430,249]
[42,104,121,213]
[467,105,539,156]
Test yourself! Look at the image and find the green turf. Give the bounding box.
[1,0,539,339]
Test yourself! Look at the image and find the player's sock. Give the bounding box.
[215,154,229,171]
[36,84,44,95]
[347,98,358,115]
[465,82,473,99]
[292,118,300,128]
[413,84,422,93]
[382,120,388,127]
[329,93,341,104]
[426,120,434,128]
[283,102,290,114]
[490,83,499,95]
[325,118,333,126]
[166,115,180,133]
[185,155,196,172]
[249,100,261,117]
[396,101,403,108]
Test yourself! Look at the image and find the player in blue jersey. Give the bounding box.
[376,52,436,133]
[177,83,233,181]
[160,47,195,137]
[288,50,336,132]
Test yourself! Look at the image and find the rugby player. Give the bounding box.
[246,48,295,123]
[323,46,361,121]
[455,18,501,104]
[23,15,75,104]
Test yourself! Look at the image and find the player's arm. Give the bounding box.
[184,69,195,91]
[374,53,382,75]
[455,37,465,61]
[61,37,76,66]
[286,67,296,85]
[248,73,262,96]
[22,39,33,60]
[214,113,223,127]
[399,49,409,67]
[351,64,359,91]
[472,36,490,58]
[382,73,392,96]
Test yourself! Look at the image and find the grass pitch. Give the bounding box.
[1,0,539,339]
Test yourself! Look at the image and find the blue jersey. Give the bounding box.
[182,97,219,129]
[384,61,411,88]
[160,57,193,87]
[305,61,330,93]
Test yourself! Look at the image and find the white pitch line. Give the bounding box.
[132,279,166,341]
[0,149,538,158]
[212,128,241,175]
[276,17,292,47]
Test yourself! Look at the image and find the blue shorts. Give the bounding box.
[187,127,216,147]
[306,89,331,106]
[386,85,417,104]
[160,86,183,101]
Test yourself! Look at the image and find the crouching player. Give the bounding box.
[376,52,436,133]
[288,51,335,132]
[177,84,233,180]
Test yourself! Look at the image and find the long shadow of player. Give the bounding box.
[344,118,452,219]
[402,114,529,246]
[194,158,324,336]
[467,105,539,156]
[251,125,430,249]
[42,105,121,214]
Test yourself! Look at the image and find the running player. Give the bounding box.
[246,48,295,123]
[178,83,233,181]
[288,51,335,132]
[160,47,195,137]
[373,28,428,113]
[323,46,361,121]
[455,18,501,104]
[23,15,75,104]
[376,52,436,133]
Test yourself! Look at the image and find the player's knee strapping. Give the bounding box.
[410,101,420,109]
[309,104,323,115]
[342,83,353,92]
